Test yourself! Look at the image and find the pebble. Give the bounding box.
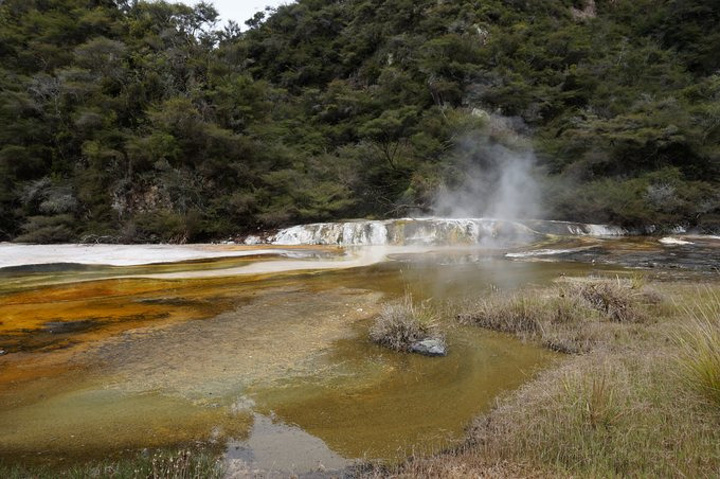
[410,338,448,357]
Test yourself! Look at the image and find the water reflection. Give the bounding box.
[224,414,349,476]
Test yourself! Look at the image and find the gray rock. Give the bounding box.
[410,338,447,357]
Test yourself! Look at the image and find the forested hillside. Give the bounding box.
[1,0,718,242]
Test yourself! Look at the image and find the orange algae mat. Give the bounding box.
[0,248,561,464]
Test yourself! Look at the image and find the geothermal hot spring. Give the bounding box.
[0,218,718,475]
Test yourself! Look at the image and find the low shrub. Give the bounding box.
[14,214,76,243]
[458,293,543,335]
[131,210,203,244]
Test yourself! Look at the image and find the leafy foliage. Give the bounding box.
[0,0,718,242]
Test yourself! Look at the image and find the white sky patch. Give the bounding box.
[174,0,296,29]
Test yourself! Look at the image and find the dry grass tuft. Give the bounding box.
[370,294,441,352]
[570,278,647,323]
[457,293,543,335]
[457,278,662,354]
[460,351,720,477]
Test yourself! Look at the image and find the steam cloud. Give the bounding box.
[433,112,541,220]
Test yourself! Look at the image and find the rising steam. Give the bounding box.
[433,111,541,220]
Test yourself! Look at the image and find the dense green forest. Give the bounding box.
[0,0,718,242]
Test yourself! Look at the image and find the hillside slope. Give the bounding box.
[0,0,718,242]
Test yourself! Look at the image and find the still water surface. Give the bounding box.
[2,237,712,473]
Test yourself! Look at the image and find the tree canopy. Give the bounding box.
[0,0,718,242]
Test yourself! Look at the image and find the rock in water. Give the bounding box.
[410,338,447,356]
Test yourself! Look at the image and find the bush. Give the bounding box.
[458,287,599,354]
[131,210,203,243]
[458,293,544,335]
[14,214,76,243]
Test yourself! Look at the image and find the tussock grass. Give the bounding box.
[365,280,720,478]
[458,352,720,478]
[457,277,660,353]
[675,288,720,406]
[369,294,442,352]
[571,278,651,323]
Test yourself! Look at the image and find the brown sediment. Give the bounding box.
[86,287,386,399]
[0,276,251,393]
[0,280,227,351]
[0,267,390,462]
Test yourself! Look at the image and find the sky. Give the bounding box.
[176,0,295,29]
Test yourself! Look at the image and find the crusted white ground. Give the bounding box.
[0,243,284,268]
[0,243,433,279]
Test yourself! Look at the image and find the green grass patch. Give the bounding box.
[675,287,720,407]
